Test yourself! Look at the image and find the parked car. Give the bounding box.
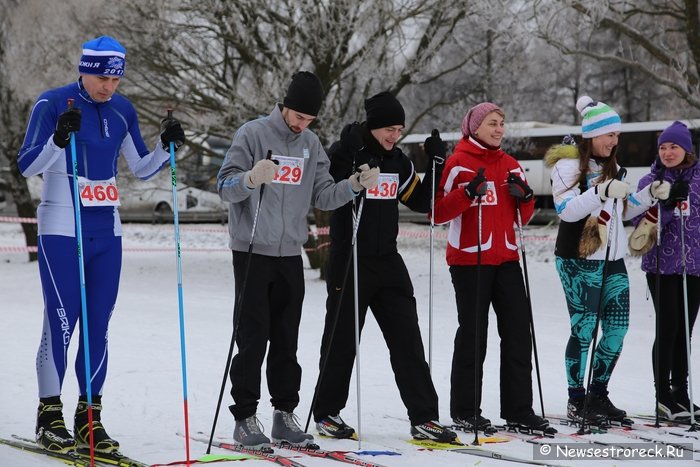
[26,172,228,224]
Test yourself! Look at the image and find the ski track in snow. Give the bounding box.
[1,221,697,465]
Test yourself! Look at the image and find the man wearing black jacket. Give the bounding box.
[312,91,457,443]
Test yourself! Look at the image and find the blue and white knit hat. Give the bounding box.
[576,96,621,138]
[78,36,126,76]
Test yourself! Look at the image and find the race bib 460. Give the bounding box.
[78,176,121,207]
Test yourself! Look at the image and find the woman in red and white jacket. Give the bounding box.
[434,102,549,433]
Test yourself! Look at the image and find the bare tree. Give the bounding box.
[532,0,700,118]
[0,0,109,260]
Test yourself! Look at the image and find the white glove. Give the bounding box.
[245,159,278,189]
[649,180,671,200]
[349,164,380,192]
[597,179,629,201]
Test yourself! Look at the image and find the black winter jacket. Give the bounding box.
[328,122,441,257]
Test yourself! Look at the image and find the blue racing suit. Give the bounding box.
[18,78,169,397]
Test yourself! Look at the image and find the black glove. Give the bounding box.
[465,168,488,199]
[340,122,364,153]
[160,117,186,151]
[507,172,534,201]
[53,108,82,149]
[424,129,446,166]
[662,179,689,208]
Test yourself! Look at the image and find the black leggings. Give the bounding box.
[646,273,700,394]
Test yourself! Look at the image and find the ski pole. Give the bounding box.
[352,193,366,448]
[578,167,627,434]
[653,165,665,429]
[472,168,485,447]
[427,129,444,374]
[304,159,377,434]
[166,109,192,466]
[67,98,96,466]
[510,185,545,418]
[207,150,273,453]
[678,200,697,431]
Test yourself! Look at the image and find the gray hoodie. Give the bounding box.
[217,104,355,256]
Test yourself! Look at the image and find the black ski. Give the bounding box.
[408,439,568,467]
[12,435,150,467]
[0,436,97,466]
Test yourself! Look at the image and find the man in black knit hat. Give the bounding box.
[312,91,458,443]
[217,71,379,449]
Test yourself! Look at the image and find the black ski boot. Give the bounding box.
[567,397,608,427]
[316,414,356,439]
[411,420,460,444]
[36,397,77,453]
[657,392,691,421]
[586,390,631,425]
[452,415,496,434]
[671,386,700,418]
[74,395,120,453]
[505,413,557,436]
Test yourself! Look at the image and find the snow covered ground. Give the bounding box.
[1,220,698,466]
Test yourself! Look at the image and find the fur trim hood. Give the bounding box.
[544,144,579,168]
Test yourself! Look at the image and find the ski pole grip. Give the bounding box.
[265,149,279,165]
[67,98,74,109]
[615,167,627,181]
[431,128,439,138]
[656,165,666,182]
[167,108,173,119]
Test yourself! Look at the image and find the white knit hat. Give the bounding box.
[576,96,622,138]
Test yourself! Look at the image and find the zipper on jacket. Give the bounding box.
[97,105,105,138]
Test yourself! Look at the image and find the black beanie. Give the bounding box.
[364,91,405,130]
[283,71,325,116]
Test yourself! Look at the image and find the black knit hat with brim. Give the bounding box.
[364,91,405,130]
[283,71,325,117]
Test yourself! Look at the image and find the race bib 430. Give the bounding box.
[366,173,398,200]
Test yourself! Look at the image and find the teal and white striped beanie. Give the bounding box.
[576,96,621,138]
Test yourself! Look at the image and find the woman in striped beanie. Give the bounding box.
[545,96,663,426]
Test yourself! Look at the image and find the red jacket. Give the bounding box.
[434,137,534,266]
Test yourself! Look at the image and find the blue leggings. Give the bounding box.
[36,234,122,398]
[555,257,629,389]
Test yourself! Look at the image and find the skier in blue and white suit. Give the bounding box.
[18,35,185,454]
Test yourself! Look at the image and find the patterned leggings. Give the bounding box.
[555,257,630,389]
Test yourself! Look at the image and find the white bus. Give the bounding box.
[399,119,700,212]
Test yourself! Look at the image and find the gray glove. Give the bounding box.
[349,164,380,192]
[245,159,278,189]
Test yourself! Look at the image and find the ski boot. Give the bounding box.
[233,414,272,450]
[36,397,77,453]
[74,395,120,453]
[411,420,460,444]
[567,397,609,429]
[316,414,356,439]
[271,410,317,447]
[671,386,700,418]
[505,413,557,437]
[586,390,632,426]
[657,392,691,421]
[452,414,497,435]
